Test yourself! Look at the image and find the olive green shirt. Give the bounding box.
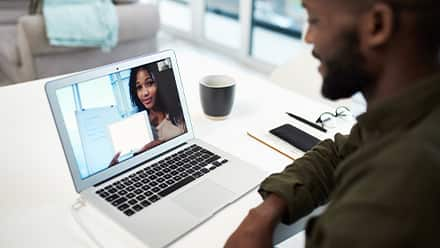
[259,74,440,247]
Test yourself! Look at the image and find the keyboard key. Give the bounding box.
[158,176,195,197]
[115,184,125,190]
[136,195,146,201]
[140,200,151,207]
[148,195,160,202]
[118,190,128,195]
[126,193,136,199]
[151,187,161,193]
[118,203,130,211]
[200,168,209,174]
[141,185,151,191]
[221,159,229,164]
[157,178,165,183]
[149,181,158,187]
[96,189,104,194]
[106,194,118,202]
[134,189,143,195]
[112,197,127,206]
[141,178,150,184]
[193,171,203,178]
[159,183,168,189]
[108,188,117,194]
[144,169,154,175]
[124,209,135,216]
[99,192,109,198]
[205,156,219,164]
[144,191,153,197]
[128,199,138,205]
[133,205,143,212]
[213,161,221,167]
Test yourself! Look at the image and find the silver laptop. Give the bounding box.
[45,50,266,247]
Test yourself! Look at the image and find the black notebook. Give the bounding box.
[270,124,321,152]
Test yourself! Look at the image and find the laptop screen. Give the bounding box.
[55,58,187,179]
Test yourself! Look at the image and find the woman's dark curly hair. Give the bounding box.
[128,63,185,126]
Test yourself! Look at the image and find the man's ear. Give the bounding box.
[361,2,395,48]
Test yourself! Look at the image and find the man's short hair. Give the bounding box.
[345,0,440,51]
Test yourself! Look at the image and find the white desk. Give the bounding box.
[0,58,337,247]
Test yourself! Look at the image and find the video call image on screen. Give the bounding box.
[56,58,187,179]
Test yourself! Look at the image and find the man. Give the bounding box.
[225,0,440,247]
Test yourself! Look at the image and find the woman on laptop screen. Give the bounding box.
[129,63,186,141]
[109,62,186,166]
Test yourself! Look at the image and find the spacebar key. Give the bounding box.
[158,176,195,197]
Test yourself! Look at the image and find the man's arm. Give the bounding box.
[225,124,362,248]
[260,129,359,224]
[224,194,287,248]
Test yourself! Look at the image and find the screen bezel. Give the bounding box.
[45,50,194,192]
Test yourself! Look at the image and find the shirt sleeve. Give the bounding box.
[258,124,362,224]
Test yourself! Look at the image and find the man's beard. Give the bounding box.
[315,31,374,100]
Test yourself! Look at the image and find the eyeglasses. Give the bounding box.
[315,106,354,129]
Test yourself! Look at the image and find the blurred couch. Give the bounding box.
[0,0,160,86]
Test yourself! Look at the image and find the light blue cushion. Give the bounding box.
[43,0,119,51]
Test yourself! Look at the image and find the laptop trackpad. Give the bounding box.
[172,179,236,218]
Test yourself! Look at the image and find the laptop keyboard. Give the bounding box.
[95,144,228,217]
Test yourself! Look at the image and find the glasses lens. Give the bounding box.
[336,107,354,121]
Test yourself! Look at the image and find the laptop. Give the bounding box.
[45,50,266,247]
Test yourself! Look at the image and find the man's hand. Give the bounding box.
[224,194,288,248]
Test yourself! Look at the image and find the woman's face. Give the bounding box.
[135,69,157,110]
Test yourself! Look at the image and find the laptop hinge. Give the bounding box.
[94,142,188,187]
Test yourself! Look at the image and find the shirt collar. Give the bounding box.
[357,73,440,135]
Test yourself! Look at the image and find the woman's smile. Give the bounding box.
[142,96,153,107]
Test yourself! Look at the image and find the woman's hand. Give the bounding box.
[134,140,163,155]
[109,151,121,167]
[108,140,163,167]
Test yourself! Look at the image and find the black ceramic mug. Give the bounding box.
[199,75,236,120]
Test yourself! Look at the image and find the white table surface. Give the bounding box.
[0,53,338,248]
